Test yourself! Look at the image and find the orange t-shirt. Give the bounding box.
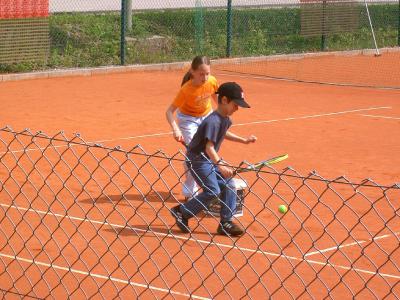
[172,75,218,117]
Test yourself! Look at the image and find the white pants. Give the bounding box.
[177,110,211,198]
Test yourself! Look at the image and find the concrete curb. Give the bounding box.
[0,61,190,82]
[211,47,400,66]
[1,47,398,82]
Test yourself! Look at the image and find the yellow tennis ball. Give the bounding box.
[278,204,288,214]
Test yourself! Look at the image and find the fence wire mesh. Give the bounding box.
[0,126,399,299]
[0,0,399,77]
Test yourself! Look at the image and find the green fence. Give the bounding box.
[0,0,399,73]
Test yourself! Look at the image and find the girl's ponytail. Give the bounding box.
[181,71,192,86]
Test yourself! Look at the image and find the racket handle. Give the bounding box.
[179,140,188,149]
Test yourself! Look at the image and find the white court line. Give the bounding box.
[0,252,209,300]
[1,202,399,281]
[96,132,173,143]
[305,232,400,257]
[0,106,391,155]
[305,240,367,257]
[233,106,391,127]
[0,131,173,155]
[360,114,400,120]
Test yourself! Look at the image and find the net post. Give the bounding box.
[120,0,126,65]
[364,0,380,56]
[226,0,233,57]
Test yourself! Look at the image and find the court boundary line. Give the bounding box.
[0,252,210,300]
[305,232,400,257]
[305,240,367,257]
[360,114,400,120]
[1,202,399,282]
[0,106,391,155]
[232,106,392,127]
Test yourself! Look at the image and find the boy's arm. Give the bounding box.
[225,131,257,144]
[205,140,234,178]
[166,104,183,142]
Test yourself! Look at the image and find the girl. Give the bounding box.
[166,56,218,200]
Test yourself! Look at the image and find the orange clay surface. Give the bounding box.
[0,66,399,299]
[1,69,399,185]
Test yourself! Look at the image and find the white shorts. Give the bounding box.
[177,110,212,144]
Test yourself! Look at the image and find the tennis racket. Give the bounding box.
[236,154,288,173]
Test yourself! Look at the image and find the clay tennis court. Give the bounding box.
[0,53,399,298]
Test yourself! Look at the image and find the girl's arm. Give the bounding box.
[225,131,257,144]
[166,104,183,142]
[205,140,234,178]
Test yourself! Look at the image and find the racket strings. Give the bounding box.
[236,154,289,173]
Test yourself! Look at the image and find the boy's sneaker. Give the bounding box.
[170,205,190,233]
[217,221,244,237]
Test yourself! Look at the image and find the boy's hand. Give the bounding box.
[244,135,257,144]
[218,164,234,178]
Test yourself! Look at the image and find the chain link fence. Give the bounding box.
[0,0,399,74]
[0,126,399,298]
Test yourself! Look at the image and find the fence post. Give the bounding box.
[127,0,132,31]
[226,0,233,57]
[121,0,126,65]
[398,0,400,46]
[195,0,204,54]
[321,0,327,51]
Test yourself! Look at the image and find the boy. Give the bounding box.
[170,82,257,236]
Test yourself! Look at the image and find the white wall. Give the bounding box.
[49,0,396,13]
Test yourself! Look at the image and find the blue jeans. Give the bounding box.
[180,153,237,222]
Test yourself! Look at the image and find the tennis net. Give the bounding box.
[213,48,400,89]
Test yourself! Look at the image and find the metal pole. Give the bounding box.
[121,0,126,65]
[364,0,380,56]
[126,0,132,31]
[321,0,327,51]
[195,0,204,54]
[226,0,233,57]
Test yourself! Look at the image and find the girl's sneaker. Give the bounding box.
[170,205,190,233]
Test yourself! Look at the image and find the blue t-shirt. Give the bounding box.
[188,111,232,156]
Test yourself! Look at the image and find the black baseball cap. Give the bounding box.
[216,82,250,108]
